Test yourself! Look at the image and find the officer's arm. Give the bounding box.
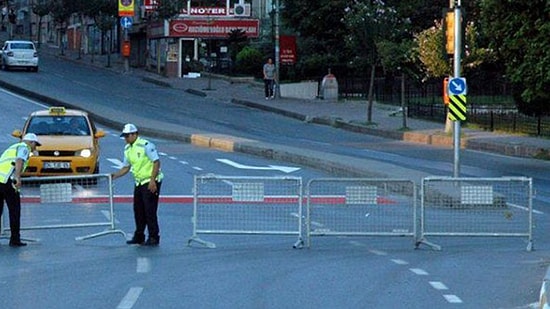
[13,158,24,188]
[150,160,160,183]
[111,166,130,180]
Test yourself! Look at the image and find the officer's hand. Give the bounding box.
[148,181,157,194]
[13,176,21,189]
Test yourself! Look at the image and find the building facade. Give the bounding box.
[8,0,276,78]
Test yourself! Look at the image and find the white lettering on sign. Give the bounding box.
[188,7,227,16]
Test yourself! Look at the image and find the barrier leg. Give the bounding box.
[187,236,216,249]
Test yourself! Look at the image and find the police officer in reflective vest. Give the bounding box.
[0,133,41,247]
[112,124,163,246]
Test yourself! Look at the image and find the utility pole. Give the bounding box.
[274,0,280,98]
[452,0,462,177]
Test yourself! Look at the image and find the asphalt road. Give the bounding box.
[0,56,548,308]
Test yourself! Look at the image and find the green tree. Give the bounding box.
[344,0,407,122]
[154,0,186,20]
[227,29,248,64]
[235,46,263,77]
[32,0,51,48]
[480,0,550,116]
[281,0,350,78]
[49,0,73,55]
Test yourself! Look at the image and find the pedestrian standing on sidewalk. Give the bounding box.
[263,57,276,100]
[111,124,164,246]
[0,133,41,247]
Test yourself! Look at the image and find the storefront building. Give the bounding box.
[144,0,261,78]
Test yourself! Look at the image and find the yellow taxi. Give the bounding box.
[12,106,105,176]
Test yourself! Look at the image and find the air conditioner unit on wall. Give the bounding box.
[234,3,251,17]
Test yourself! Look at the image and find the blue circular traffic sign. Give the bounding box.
[120,17,133,29]
[448,77,467,95]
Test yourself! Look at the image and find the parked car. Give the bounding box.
[11,106,105,177]
[0,40,39,72]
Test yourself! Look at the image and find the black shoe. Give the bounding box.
[9,241,27,247]
[126,237,145,245]
[143,237,159,246]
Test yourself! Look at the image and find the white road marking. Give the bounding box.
[179,160,189,165]
[310,221,323,227]
[101,210,120,223]
[429,281,448,290]
[137,257,151,273]
[349,240,366,247]
[391,259,408,265]
[410,268,429,275]
[508,202,544,215]
[0,88,48,108]
[369,249,387,256]
[216,158,301,173]
[443,294,463,303]
[193,166,203,171]
[117,287,143,309]
[168,156,177,160]
[107,158,125,169]
[158,152,167,156]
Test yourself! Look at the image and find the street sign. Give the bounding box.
[120,16,133,29]
[448,94,467,121]
[448,77,467,95]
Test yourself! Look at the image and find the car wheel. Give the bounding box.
[1,62,8,71]
[33,66,39,72]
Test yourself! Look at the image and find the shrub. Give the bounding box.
[235,46,264,77]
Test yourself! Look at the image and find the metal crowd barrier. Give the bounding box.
[188,175,304,248]
[417,176,533,251]
[306,178,417,247]
[0,174,126,242]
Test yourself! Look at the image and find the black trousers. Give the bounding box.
[132,181,161,239]
[264,79,274,98]
[0,182,21,242]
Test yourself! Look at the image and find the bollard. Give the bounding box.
[321,70,339,101]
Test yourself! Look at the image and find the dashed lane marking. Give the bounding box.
[137,257,151,273]
[410,268,429,275]
[429,281,448,290]
[443,294,463,303]
[369,249,387,256]
[117,287,143,309]
[391,259,408,265]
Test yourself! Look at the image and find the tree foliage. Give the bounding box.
[480,0,550,115]
[154,0,186,21]
[281,0,350,77]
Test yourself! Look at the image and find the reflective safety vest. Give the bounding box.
[0,142,30,184]
[124,137,163,186]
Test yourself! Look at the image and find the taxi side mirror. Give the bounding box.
[95,130,106,138]
[11,129,22,138]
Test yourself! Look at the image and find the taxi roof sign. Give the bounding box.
[49,106,66,115]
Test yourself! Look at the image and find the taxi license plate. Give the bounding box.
[44,162,70,169]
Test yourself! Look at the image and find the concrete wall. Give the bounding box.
[280,81,318,100]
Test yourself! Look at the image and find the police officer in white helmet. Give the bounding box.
[0,133,41,247]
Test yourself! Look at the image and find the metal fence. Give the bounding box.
[306,178,417,248]
[0,174,126,243]
[418,176,533,251]
[188,175,304,248]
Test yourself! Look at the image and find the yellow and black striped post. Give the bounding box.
[448,94,467,121]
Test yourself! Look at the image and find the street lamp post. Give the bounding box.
[274,0,280,98]
[204,16,214,91]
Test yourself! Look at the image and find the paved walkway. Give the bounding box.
[1,24,547,159]
[25,39,548,160]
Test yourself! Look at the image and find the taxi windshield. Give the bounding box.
[26,115,91,136]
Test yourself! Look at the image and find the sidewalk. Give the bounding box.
[35,41,550,160]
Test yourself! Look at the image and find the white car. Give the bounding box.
[0,40,39,72]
